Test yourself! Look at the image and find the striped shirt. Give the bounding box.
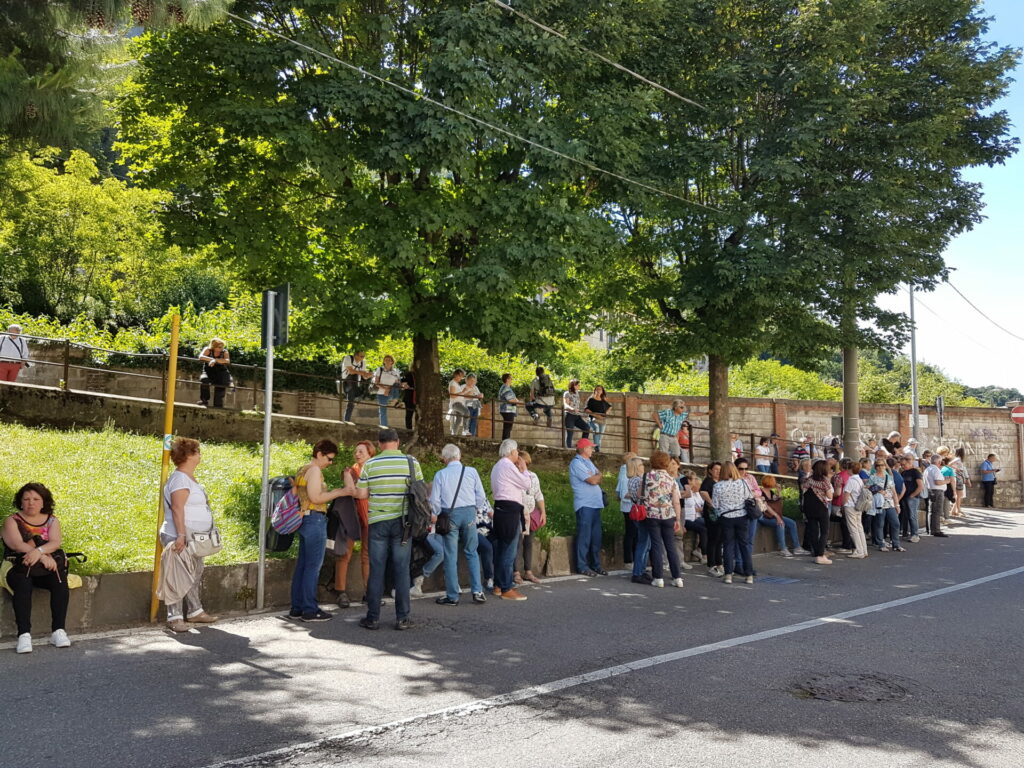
[657,408,687,436]
[356,449,424,524]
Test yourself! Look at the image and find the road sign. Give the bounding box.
[1011,405,1024,425]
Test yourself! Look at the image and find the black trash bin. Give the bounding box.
[265,475,296,552]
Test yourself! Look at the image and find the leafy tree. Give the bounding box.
[116,0,657,445]
[0,0,228,154]
[0,148,212,324]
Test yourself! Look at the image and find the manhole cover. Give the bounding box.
[791,673,911,703]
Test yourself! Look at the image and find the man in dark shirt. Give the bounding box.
[899,455,923,543]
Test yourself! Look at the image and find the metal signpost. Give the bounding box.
[257,286,289,611]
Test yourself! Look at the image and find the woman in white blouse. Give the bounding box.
[711,462,755,585]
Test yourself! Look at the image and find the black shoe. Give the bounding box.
[302,610,333,622]
[630,575,647,584]
[336,591,351,609]
[933,532,950,537]
[358,617,380,630]
[287,610,302,618]
[394,618,413,631]
[435,596,459,606]
[472,592,487,604]
[581,569,598,577]
[594,568,609,576]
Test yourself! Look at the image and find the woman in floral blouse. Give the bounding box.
[629,451,683,589]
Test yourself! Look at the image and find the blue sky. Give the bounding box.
[876,0,1024,393]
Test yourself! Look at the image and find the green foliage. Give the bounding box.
[0,422,620,574]
[651,360,842,402]
[0,148,226,326]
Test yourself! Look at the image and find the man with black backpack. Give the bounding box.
[351,428,423,630]
[526,366,556,428]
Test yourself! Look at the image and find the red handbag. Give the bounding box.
[529,507,544,532]
[628,472,648,522]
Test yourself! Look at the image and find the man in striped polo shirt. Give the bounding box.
[352,428,423,630]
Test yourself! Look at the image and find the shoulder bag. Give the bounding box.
[628,472,648,523]
[436,465,466,537]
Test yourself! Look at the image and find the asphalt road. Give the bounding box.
[4,506,1023,768]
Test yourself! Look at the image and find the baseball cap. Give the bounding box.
[576,438,595,450]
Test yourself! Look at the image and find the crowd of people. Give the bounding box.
[3,420,1005,650]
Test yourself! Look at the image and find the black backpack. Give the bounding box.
[537,373,556,398]
[403,455,432,541]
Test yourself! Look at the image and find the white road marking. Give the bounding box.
[201,563,1024,768]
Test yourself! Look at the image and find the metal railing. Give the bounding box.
[7,332,808,472]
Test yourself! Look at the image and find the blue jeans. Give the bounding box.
[423,533,445,577]
[872,507,902,549]
[376,394,390,425]
[441,506,483,600]
[477,532,494,584]
[290,512,327,615]
[366,518,411,622]
[466,406,479,436]
[632,521,651,577]
[589,419,606,449]
[575,506,603,572]
[756,515,800,550]
[904,496,921,536]
[722,515,753,576]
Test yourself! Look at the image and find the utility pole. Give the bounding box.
[909,286,920,441]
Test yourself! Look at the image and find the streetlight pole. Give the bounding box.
[909,286,919,442]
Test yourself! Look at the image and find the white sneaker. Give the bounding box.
[16,633,32,654]
[679,559,693,570]
[485,578,494,590]
[910,535,920,543]
[672,578,685,588]
[792,547,810,555]
[51,629,71,648]
[723,574,733,584]
[779,548,793,558]
[410,575,424,597]
[651,578,665,588]
[744,575,755,584]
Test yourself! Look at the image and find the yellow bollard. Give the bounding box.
[149,314,180,622]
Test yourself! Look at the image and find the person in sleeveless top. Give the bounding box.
[197,337,231,408]
[3,483,70,653]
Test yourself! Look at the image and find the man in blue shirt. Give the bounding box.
[570,439,606,576]
[980,454,1000,508]
[655,400,688,459]
[429,444,490,605]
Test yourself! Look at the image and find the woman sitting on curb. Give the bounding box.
[3,483,71,653]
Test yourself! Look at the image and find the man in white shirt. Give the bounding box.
[0,324,30,382]
[923,455,950,537]
[428,444,489,605]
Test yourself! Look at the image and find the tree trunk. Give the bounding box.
[708,354,731,462]
[412,333,444,452]
[842,345,860,458]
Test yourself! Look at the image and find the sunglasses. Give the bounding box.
[325,455,336,464]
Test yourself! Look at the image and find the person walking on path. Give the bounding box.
[570,438,606,576]
[980,454,1000,508]
[0,324,30,382]
[351,429,423,630]
[290,439,347,623]
[196,338,231,408]
[159,438,222,632]
[428,444,489,606]
[654,400,688,459]
[489,439,532,601]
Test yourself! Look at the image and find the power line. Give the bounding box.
[225,12,719,213]
[486,0,706,111]
[902,286,995,353]
[946,280,1024,344]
